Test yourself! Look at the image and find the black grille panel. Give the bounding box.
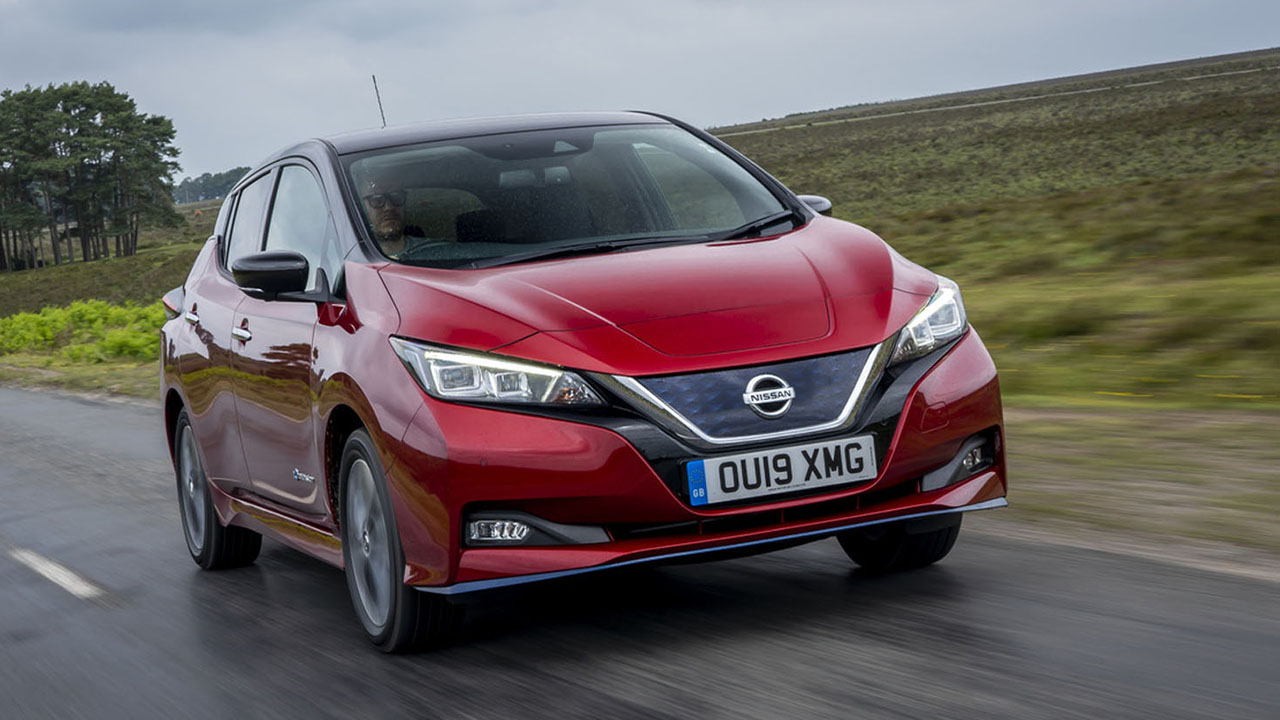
[635,347,874,439]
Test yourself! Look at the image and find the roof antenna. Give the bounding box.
[371,74,387,128]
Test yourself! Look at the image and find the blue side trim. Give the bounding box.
[416,497,1008,596]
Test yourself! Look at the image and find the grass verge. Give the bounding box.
[1000,407,1280,554]
[0,356,158,397]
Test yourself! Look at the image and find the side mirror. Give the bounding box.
[798,194,833,216]
[231,251,309,300]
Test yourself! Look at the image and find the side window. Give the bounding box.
[264,165,338,290]
[633,143,746,229]
[225,174,273,268]
[213,193,234,240]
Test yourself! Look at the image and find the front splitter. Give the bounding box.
[417,497,1007,595]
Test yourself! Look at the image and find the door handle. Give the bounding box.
[184,311,200,325]
[232,327,253,342]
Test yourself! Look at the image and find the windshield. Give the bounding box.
[343,124,788,269]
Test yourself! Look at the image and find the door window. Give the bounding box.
[264,165,340,290]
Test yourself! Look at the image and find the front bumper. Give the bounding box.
[429,493,1006,594]
[383,329,1006,590]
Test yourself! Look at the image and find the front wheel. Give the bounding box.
[837,515,962,573]
[340,429,461,652]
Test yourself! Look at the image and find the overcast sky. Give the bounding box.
[1,0,1275,179]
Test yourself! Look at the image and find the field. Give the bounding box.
[1000,407,1280,553]
[719,49,1280,408]
[1,50,1277,553]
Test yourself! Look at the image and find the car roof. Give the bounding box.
[321,111,670,156]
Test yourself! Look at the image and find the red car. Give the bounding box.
[161,112,1006,651]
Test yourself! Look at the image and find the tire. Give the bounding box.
[174,410,262,570]
[836,515,962,573]
[339,429,461,652]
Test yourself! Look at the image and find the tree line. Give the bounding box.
[174,166,249,204]
[0,81,180,272]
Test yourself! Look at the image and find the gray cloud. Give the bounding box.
[1,0,1275,178]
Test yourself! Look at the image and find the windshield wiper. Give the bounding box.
[463,235,709,269]
[711,208,805,243]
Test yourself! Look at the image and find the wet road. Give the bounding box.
[1,386,1277,719]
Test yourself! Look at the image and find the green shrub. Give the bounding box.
[0,300,165,362]
[98,328,159,360]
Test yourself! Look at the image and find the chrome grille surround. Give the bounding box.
[595,337,894,447]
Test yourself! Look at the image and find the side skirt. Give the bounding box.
[210,483,344,569]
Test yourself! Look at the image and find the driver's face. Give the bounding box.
[363,189,405,238]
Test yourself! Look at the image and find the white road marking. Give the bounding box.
[8,548,106,600]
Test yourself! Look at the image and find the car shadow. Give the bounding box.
[453,544,974,649]
[184,537,983,662]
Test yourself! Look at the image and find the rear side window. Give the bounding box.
[224,174,273,268]
[213,194,234,240]
[264,165,339,290]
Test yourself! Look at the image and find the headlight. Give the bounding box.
[891,276,967,364]
[389,338,605,406]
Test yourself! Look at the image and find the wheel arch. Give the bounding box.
[324,403,367,527]
[164,388,187,461]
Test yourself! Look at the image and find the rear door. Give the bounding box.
[231,163,342,515]
[178,172,274,492]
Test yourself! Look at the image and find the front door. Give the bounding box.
[232,299,320,511]
[231,163,341,515]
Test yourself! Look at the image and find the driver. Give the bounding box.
[360,177,425,258]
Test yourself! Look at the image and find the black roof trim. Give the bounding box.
[322,111,668,155]
[253,139,331,170]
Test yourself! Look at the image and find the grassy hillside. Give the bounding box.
[716,50,1280,407]
[0,200,215,317]
[716,47,1280,135]
[0,244,201,317]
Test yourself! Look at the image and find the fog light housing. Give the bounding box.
[921,432,997,492]
[468,520,531,544]
[464,511,611,547]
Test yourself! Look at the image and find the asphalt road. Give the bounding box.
[1,387,1277,719]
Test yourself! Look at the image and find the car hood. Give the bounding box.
[380,216,937,375]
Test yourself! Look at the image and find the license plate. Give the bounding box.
[686,435,877,507]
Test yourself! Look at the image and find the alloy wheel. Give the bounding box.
[178,425,208,555]
[346,458,393,628]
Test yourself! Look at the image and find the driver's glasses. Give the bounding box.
[364,191,406,210]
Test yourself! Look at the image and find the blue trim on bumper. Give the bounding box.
[417,497,1008,596]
